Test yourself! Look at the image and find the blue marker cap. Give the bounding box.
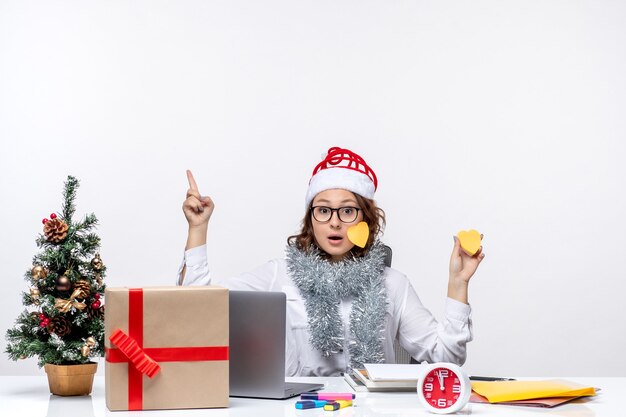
[296,400,327,410]
[295,400,327,409]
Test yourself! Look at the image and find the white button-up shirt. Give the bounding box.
[178,245,473,377]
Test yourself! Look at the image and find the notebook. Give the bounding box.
[363,363,424,381]
[351,368,417,391]
[229,290,324,399]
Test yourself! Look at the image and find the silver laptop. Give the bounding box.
[229,290,324,399]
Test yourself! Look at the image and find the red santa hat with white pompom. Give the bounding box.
[305,147,378,208]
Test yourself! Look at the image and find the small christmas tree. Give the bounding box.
[5,176,106,367]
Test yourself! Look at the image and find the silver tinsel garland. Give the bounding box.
[286,241,388,369]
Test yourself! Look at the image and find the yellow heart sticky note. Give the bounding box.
[457,229,482,256]
[348,222,369,248]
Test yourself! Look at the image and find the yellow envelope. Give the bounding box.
[471,379,596,403]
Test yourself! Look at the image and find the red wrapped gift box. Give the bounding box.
[105,286,229,410]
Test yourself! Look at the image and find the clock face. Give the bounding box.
[420,367,464,410]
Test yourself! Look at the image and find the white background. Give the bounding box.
[1,1,625,377]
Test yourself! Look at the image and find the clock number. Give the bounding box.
[437,399,447,408]
[438,370,449,378]
[424,383,434,392]
[452,384,461,394]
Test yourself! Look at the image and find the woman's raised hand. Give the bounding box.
[449,234,485,284]
[183,170,214,228]
[447,234,485,304]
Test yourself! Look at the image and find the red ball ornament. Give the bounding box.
[91,300,101,309]
[93,293,101,300]
[40,318,50,327]
[42,218,48,224]
[39,313,46,320]
[50,213,57,219]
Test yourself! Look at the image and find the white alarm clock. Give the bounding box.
[417,362,471,414]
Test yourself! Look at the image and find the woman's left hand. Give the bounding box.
[447,235,485,304]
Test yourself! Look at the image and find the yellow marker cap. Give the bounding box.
[323,400,353,411]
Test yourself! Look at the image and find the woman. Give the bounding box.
[178,147,484,376]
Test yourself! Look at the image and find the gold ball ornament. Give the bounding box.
[81,345,91,357]
[30,288,41,299]
[86,336,96,347]
[56,276,71,292]
[19,355,27,360]
[91,254,103,271]
[31,265,48,280]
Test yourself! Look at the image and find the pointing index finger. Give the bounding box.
[187,170,200,193]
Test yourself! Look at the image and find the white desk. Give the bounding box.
[0,376,616,416]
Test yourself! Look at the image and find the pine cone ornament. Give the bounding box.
[46,316,72,337]
[73,280,91,299]
[87,304,105,320]
[43,218,69,243]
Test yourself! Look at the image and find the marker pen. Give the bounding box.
[469,376,516,381]
[301,393,356,401]
[323,400,353,411]
[295,400,327,409]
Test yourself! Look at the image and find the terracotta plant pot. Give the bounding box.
[44,362,98,396]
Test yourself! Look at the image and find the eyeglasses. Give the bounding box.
[310,206,361,223]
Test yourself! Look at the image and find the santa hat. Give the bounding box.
[305,147,378,208]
